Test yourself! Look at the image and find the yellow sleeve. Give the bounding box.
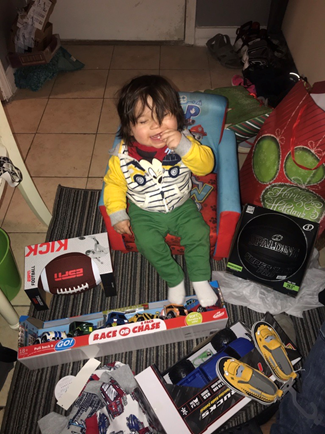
[103,155,128,216]
[182,135,215,176]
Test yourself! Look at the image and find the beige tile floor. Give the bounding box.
[0,44,324,432]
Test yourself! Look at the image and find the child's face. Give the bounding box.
[130,97,178,148]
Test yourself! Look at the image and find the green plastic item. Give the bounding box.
[0,228,21,301]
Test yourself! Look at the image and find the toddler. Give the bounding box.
[103,75,217,307]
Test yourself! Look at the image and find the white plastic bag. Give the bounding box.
[213,249,325,317]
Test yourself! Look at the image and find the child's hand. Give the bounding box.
[113,220,132,236]
[161,129,182,150]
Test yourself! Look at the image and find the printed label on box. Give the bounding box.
[24,233,115,310]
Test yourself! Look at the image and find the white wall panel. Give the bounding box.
[51,0,185,41]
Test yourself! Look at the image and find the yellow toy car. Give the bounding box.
[128,313,159,323]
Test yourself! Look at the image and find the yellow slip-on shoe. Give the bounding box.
[216,356,283,405]
[252,321,297,383]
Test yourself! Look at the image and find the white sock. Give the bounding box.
[192,281,218,307]
[168,280,186,305]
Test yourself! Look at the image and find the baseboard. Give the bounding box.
[59,26,241,47]
[0,62,17,101]
[195,26,238,46]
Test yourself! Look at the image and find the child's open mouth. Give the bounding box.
[151,133,163,140]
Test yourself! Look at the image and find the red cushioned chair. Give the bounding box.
[99,91,241,260]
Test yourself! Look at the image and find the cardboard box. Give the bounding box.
[17,0,56,33]
[9,21,53,54]
[7,33,60,68]
[135,313,301,434]
[32,21,53,51]
[18,283,228,369]
[8,0,57,54]
[226,204,319,297]
[54,361,166,432]
[26,0,57,32]
[24,232,116,311]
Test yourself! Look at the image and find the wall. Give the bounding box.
[196,0,271,27]
[282,0,325,85]
[2,1,324,86]
[0,0,25,69]
[51,0,186,41]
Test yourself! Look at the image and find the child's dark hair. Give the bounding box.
[117,75,185,146]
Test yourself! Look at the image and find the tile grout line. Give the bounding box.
[85,52,112,183]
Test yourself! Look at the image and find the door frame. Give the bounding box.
[0,61,16,101]
[185,0,196,45]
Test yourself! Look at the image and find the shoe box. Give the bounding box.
[226,204,319,297]
[18,282,228,370]
[135,313,301,434]
[24,232,116,310]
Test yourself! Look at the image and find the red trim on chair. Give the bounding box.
[213,211,240,260]
[99,205,128,253]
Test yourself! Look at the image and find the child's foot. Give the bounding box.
[168,280,185,305]
[192,281,218,307]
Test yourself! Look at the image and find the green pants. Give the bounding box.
[128,199,211,287]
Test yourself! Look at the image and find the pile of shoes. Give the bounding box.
[206,21,302,107]
[206,21,287,72]
[233,21,281,71]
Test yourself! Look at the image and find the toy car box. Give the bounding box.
[18,282,228,370]
[226,204,319,297]
[24,232,116,311]
[135,313,301,434]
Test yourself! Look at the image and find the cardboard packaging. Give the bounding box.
[18,283,228,370]
[226,204,319,297]
[55,361,167,433]
[7,0,58,67]
[24,232,115,311]
[135,313,301,434]
[32,21,53,51]
[7,33,60,68]
[24,0,57,32]
[9,21,53,54]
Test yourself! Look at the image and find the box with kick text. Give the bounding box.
[24,232,116,310]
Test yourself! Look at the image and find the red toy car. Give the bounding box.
[100,379,127,419]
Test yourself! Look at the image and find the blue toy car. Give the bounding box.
[97,413,110,434]
[104,311,128,327]
[184,298,206,312]
[126,414,144,431]
[184,298,217,313]
[33,331,67,345]
[167,329,254,388]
